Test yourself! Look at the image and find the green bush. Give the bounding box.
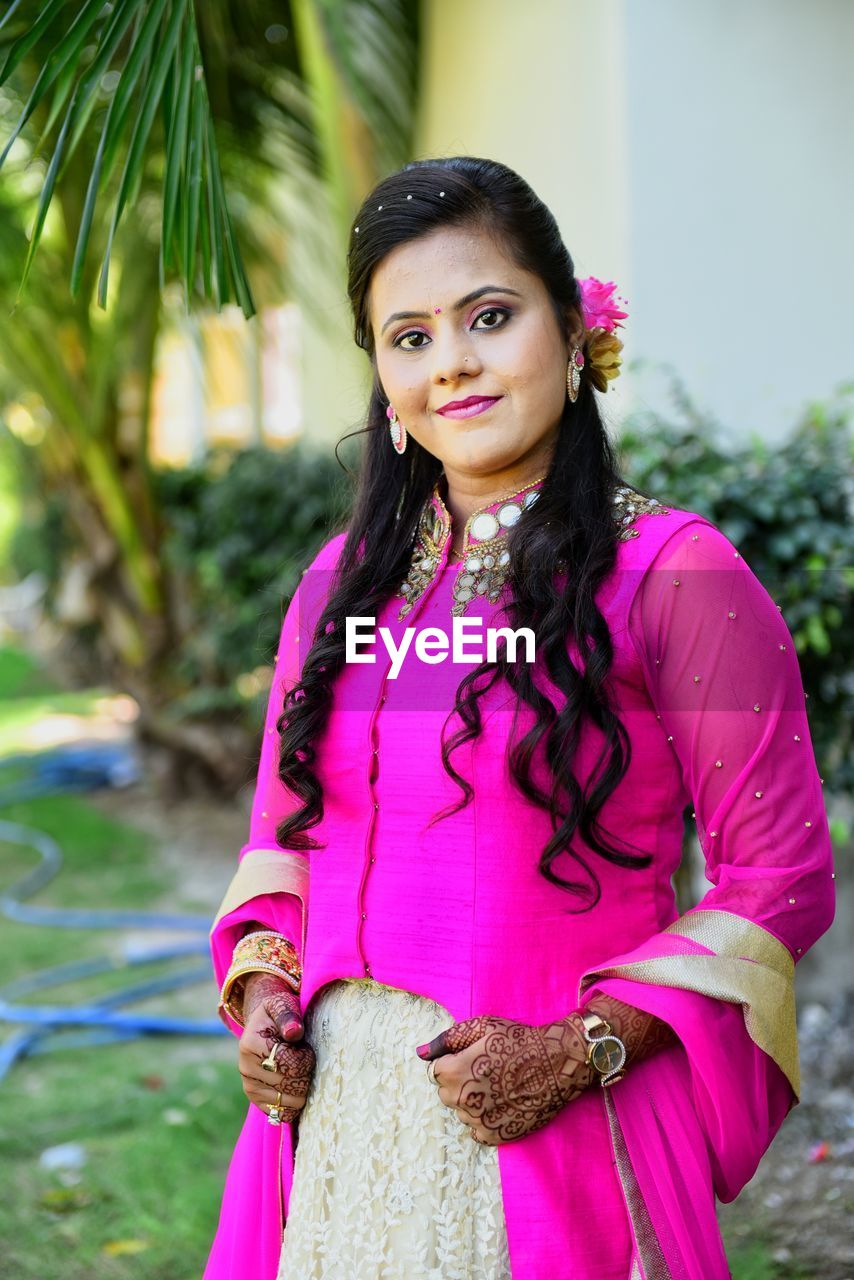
[0,427,71,591]
[619,378,854,794]
[154,441,353,719]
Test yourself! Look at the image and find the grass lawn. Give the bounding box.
[0,645,245,1279]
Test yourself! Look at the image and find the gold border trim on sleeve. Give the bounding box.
[580,909,800,1097]
[210,847,309,959]
[604,1088,672,1279]
[662,909,794,977]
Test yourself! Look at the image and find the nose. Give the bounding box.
[429,328,482,385]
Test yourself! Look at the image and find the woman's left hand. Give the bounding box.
[416,1014,594,1145]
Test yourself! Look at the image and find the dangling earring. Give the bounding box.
[566,345,585,404]
[387,403,407,454]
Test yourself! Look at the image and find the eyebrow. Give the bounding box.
[380,284,523,336]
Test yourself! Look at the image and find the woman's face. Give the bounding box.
[368,224,581,480]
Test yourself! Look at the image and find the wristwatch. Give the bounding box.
[578,1011,627,1087]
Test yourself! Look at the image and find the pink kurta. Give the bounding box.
[206,476,835,1280]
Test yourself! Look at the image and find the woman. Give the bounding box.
[204,157,835,1280]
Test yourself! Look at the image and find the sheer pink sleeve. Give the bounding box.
[627,518,834,956]
[578,517,836,1202]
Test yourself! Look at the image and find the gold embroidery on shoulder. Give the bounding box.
[611,486,672,541]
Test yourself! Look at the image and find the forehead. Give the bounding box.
[367,225,529,319]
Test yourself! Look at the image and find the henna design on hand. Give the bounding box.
[422,1015,595,1145]
[243,973,299,1023]
[259,1025,280,1051]
[269,1037,315,1104]
[240,973,315,1117]
[419,992,677,1145]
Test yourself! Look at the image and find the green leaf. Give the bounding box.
[96,0,172,193]
[0,0,67,86]
[804,613,830,657]
[183,57,205,300]
[0,0,105,168]
[829,817,850,847]
[64,0,142,162]
[204,115,227,308]
[198,177,212,299]
[0,0,26,39]
[14,81,80,308]
[69,12,154,297]
[39,0,110,135]
[39,45,82,142]
[161,12,193,272]
[98,0,186,308]
[206,114,255,317]
[70,109,109,298]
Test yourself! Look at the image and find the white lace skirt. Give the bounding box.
[277,977,512,1280]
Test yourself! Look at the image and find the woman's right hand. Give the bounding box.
[238,972,315,1122]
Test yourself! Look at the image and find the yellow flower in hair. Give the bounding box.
[585,330,624,394]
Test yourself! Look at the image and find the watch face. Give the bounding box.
[590,1037,626,1075]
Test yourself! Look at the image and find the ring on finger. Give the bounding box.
[266,1089,286,1126]
[261,1045,279,1072]
[426,1060,437,1085]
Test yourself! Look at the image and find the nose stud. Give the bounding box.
[434,307,441,314]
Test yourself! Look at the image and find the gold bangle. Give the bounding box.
[233,930,301,983]
[218,931,302,1027]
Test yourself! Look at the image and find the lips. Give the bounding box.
[436,395,502,420]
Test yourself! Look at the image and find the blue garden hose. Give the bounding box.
[0,743,229,1081]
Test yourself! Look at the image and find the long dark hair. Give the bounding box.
[276,155,653,911]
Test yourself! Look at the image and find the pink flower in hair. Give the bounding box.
[578,277,629,333]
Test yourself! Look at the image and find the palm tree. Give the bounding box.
[0,0,419,788]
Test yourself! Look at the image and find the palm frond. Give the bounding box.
[0,0,255,316]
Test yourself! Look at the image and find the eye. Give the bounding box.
[472,307,511,330]
[392,306,512,351]
[394,330,429,352]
